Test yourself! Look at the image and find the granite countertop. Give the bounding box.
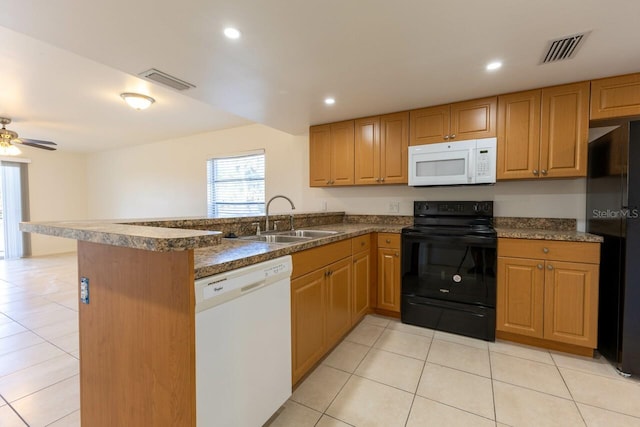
[495,228,603,243]
[493,217,603,243]
[19,220,222,251]
[194,223,405,278]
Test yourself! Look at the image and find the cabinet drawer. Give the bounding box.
[352,234,371,254]
[377,233,400,248]
[498,238,600,264]
[292,239,352,279]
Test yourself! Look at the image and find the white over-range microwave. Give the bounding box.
[408,138,497,186]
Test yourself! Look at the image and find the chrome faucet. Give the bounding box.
[266,195,296,232]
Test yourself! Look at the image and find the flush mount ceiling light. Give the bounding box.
[324,97,336,105]
[224,27,241,39]
[486,61,503,71]
[120,93,155,110]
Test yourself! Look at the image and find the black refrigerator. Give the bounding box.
[587,118,640,376]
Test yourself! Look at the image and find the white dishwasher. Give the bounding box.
[194,256,292,427]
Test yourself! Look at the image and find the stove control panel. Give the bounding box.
[414,201,493,217]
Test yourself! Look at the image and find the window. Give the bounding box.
[207,150,265,217]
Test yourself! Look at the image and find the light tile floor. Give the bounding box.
[2,253,640,427]
[0,253,80,427]
[273,315,640,427]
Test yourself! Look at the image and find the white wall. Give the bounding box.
[24,149,88,255]
[86,123,588,231]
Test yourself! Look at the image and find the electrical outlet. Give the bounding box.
[320,200,327,211]
[388,202,400,213]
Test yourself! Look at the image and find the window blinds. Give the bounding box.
[207,151,265,217]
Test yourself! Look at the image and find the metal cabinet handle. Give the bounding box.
[326,180,331,185]
[380,177,385,182]
[533,169,539,176]
[386,239,391,243]
[541,169,548,175]
[537,264,543,270]
[543,247,549,254]
[547,264,554,270]
[450,134,456,139]
[395,252,399,257]
[444,135,450,140]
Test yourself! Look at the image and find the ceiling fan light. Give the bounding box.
[120,93,155,110]
[0,144,21,156]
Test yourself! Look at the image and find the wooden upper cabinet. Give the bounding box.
[409,97,496,145]
[497,90,541,180]
[450,96,497,141]
[380,112,409,184]
[354,112,408,185]
[540,82,589,178]
[309,121,354,187]
[591,73,640,120]
[410,105,450,145]
[355,117,381,185]
[309,125,332,186]
[330,121,355,185]
[497,82,589,180]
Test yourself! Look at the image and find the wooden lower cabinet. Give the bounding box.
[497,238,600,353]
[291,239,355,384]
[325,258,353,346]
[291,270,326,383]
[497,257,545,338]
[352,236,371,325]
[376,233,401,313]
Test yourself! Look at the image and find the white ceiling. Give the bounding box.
[1,0,640,153]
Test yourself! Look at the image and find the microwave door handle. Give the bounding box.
[467,148,475,182]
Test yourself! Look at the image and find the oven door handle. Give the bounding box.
[402,231,496,246]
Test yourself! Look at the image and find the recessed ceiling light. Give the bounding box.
[224,27,241,39]
[324,97,336,105]
[486,61,503,71]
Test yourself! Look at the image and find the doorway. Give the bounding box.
[0,160,31,259]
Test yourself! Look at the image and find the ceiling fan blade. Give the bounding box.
[19,141,57,151]
[18,138,57,146]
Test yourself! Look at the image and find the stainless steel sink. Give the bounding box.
[238,229,340,244]
[275,229,339,238]
[238,234,311,243]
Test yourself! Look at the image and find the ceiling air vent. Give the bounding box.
[139,68,196,91]
[541,32,590,64]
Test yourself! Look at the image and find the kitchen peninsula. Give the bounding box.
[20,212,602,426]
[20,212,407,427]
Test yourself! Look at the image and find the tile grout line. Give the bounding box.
[488,345,498,425]
[0,392,30,426]
[403,333,433,427]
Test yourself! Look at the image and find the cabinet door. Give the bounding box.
[380,112,409,184]
[590,73,640,119]
[497,257,544,338]
[325,258,352,346]
[450,96,497,141]
[330,121,355,185]
[544,261,599,348]
[540,82,589,178]
[309,125,332,187]
[377,247,401,313]
[409,105,450,145]
[291,270,326,383]
[352,250,370,325]
[354,117,380,185]
[497,90,541,180]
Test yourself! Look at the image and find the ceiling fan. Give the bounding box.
[0,117,58,154]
